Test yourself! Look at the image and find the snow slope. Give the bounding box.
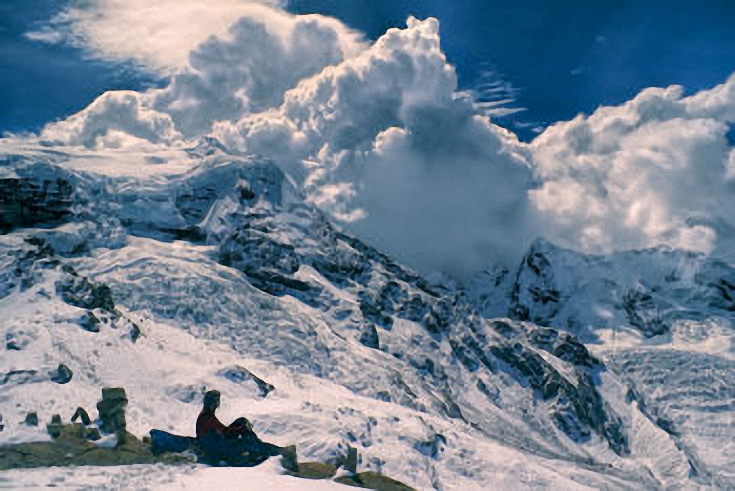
[0,461,351,490]
[469,238,735,488]
[0,139,720,489]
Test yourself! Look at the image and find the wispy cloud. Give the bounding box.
[465,66,527,118]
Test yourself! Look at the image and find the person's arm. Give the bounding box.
[225,418,256,439]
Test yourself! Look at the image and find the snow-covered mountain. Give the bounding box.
[0,138,727,489]
[468,238,735,487]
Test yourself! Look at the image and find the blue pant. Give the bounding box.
[198,432,281,466]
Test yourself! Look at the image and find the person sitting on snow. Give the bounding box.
[196,390,297,469]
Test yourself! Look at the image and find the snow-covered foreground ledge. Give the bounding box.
[0,461,351,490]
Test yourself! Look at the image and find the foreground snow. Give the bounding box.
[0,461,349,490]
[0,459,620,491]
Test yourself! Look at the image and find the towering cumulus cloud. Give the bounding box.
[531,77,735,258]
[214,17,534,276]
[26,2,735,276]
[39,5,366,146]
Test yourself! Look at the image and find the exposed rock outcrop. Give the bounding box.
[50,364,73,384]
[72,407,91,426]
[0,175,74,232]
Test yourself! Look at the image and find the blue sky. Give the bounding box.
[1,0,734,141]
[0,0,159,135]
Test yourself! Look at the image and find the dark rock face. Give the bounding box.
[218,227,324,304]
[707,276,735,312]
[96,388,128,435]
[24,412,39,426]
[509,249,562,326]
[50,364,73,384]
[55,267,123,335]
[78,312,101,333]
[526,327,601,369]
[71,407,91,426]
[0,176,74,232]
[449,317,629,456]
[622,288,669,337]
[220,228,300,277]
[313,255,371,286]
[129,322,142,343]
[371,281,452,337]
[1,369,41,386]
[5,332,24,351]
[218,366,275,397]
[356,280,452,338]
[359,325,380,349]
[0,238,57,302]
[359,295,394,331]
[246,271,321,305]
[56,269,115,313]
[175,185,220,225]
[489,339,627,455]
[414,433,447,459]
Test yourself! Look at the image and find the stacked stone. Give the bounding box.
[96,388,128,443]
[46,415,63,438]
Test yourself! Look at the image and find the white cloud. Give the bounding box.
[24,27,66,45]
[214,17,534,277]
[530,76,735,257]
[26,0,363,72]
[37,5,367,144]
[151,14,362,137]
[26,4,735,276]
[40,91,181,149]
[727,148,735,180]
[344,116,533,277]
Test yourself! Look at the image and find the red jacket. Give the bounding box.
[196,409,228,439]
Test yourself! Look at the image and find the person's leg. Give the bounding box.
[197,432,233,465]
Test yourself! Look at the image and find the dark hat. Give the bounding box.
[203,390,221,408]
